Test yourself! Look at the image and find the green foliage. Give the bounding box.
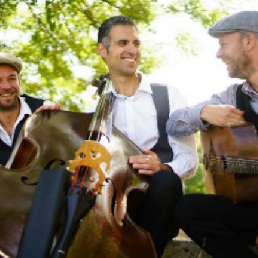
[175,32,200,56]
[165,0,236,28]
[0,0,235,111]
[0,0,158,110]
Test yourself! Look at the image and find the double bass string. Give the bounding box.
[71,75,112,194]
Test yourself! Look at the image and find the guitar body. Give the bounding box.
[200,123,258,203]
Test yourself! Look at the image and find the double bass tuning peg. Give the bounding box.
[92,74,109,95]
[92,78,100,87]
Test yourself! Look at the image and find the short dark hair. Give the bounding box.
[98,16,137,48]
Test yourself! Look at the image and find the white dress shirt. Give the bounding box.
[110,74,198,180]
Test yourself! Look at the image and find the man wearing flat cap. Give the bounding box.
[167,10,258,258]
[0,52,60,166]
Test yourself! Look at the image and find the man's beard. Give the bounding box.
[0,95,19,112]
[228,50,253,79]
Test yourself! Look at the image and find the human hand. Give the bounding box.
[35,102,61,113]
[200,105,245,127]
[128,149,172,175]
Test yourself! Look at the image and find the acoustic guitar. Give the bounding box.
[200,123,258,204]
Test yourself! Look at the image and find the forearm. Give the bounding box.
[166,104,209,137]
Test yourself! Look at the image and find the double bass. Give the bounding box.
[0,75,157,258]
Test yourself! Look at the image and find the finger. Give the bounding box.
[229,107,244,115]
[138,168,155,175]
[129,155,151,164]
[225,120,246,127]
[141,149,154,155]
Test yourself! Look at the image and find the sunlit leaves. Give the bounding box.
[0,0,234,110]
[166,0,233,27]
[175,32,199,56]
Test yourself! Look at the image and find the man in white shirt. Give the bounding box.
[97,16,198,257]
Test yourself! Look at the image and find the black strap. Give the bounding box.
[18,167,70,258]
[150,83,173,163]
[20,93,44,112]
[236,84,258,132]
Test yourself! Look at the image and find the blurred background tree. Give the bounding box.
[0,0,233,110]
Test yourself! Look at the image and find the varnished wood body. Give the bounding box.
[0,110,156,258]
[200,123,258,204]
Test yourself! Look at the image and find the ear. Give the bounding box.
[98,43,107,59]
[243,33,256,50]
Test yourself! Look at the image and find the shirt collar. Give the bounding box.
[19,95,32,117]
[242,81,258,99]
[111,73,153,97]
[12,96,32,140]
[14,96,33,128]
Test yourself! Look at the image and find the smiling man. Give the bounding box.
[166,10,258,258]
[97,16,198,257]
[0,52,60,166]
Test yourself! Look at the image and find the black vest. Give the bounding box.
[236,84,258,132]
[0,94,44,165]
[150,84,173,163]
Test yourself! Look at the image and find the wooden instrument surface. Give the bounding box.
[0,109,156,258]
[0,110,93,257]
[200,123,258,203]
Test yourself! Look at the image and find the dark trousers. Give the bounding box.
[135,170,182,258]
[173,194,258,258]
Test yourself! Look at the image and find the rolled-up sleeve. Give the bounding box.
[166,102,211,137]
[166,84,238,138]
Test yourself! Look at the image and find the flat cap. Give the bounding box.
[0,52,22,74]
[209,10,258,38]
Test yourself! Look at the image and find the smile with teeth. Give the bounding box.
[0,93,13,97]
[123,58,135,63]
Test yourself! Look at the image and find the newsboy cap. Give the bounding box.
[0,52,22,74]
[209,10,258,38]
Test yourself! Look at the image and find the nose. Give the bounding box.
[0,79,12,89]
[126,42,138,54]
[216,48,222,59]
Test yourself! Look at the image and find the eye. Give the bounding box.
[134,41,141,47]
[117,40,127,46]
[8,77,17,82]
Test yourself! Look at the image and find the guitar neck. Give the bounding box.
[203,155,258,174]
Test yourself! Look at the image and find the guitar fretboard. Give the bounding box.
[203,155,258,174]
